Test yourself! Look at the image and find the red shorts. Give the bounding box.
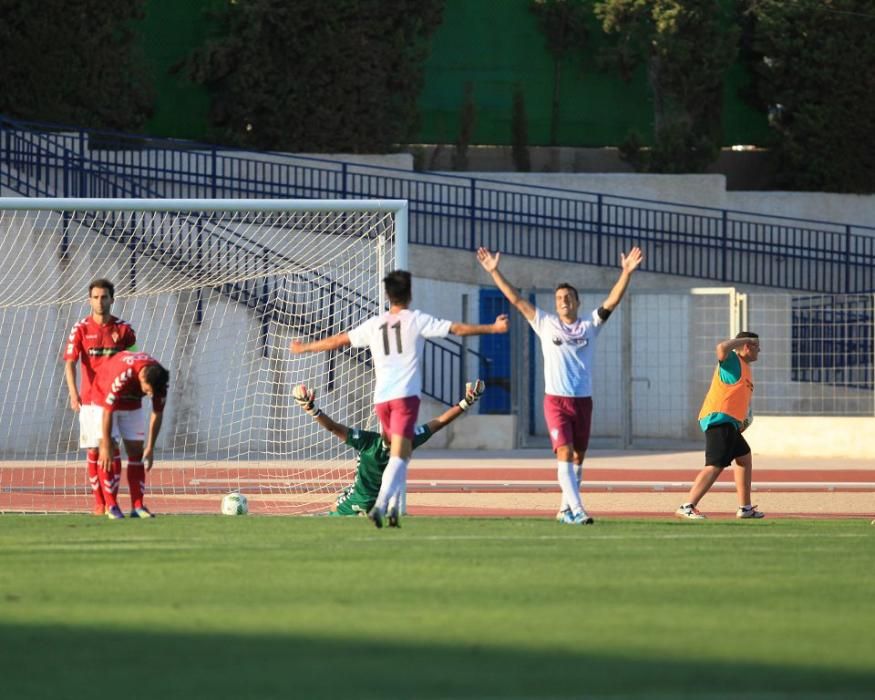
[374,396,421,441]
[543,395,593,454]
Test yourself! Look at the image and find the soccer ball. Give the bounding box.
[221,491,248,516]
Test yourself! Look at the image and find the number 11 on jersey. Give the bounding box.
[379,322,402,355]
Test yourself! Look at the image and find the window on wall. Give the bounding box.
[791,295,874,390]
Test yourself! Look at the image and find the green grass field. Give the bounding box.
[1,515,872,700]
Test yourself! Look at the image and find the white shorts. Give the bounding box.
[79,404,146,448]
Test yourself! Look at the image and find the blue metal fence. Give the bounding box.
[2,116,873,294]
[2,116,874,410]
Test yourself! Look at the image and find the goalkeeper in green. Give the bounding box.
[294,380,486,516]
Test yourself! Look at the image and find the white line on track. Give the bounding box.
[350,532,871,543]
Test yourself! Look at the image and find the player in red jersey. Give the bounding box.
[63,279,137,516]
[92,351,170,519]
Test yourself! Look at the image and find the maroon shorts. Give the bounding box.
[374,396,421,440]
[543,395,593,453]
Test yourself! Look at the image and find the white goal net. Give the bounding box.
[0,198,407,514]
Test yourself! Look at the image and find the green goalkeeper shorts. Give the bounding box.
[332,484,377,516]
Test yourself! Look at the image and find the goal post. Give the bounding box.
[0,197,408,514]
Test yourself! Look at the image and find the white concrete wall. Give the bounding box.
[744,417,875,459]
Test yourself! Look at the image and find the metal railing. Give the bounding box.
[3,116,874,409]
[2,116,873,295]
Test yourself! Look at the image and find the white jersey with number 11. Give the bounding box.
[348,309,452,403]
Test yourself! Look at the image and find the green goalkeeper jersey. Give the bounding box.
[332,423,434,516]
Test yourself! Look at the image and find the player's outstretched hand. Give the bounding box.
[476,247,500,273]
[621,246,644,274]
[493,313,510,334]
[293,384,322,417]
[290,340,305,354]
[459,379,486,412]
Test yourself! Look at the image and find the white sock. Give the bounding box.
[557,461,583,514]
[375,456,408,511]
[559,465,584,512]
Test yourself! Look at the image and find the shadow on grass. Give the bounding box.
[1,623,873,699]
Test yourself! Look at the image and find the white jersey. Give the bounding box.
[528,307,604,397]
[348,309,452,403]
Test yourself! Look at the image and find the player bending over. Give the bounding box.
[291,269,507,529]
[293,380,486,517]
[92,351,170,519]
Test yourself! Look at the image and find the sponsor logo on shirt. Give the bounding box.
[87,348,123,357]
[551,335,588,347]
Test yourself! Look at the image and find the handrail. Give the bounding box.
[0,129,473,405]
[2,116,874,401]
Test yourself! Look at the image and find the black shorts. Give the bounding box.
[704,423,750,469]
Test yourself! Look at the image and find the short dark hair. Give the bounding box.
[555,283,579,302]
[88,278,115,299]
[143,363,170,396]
[735,331,759,340]
[384,270,412,305]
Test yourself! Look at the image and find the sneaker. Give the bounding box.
[562,510,595,525]
[105,505,125,520]
[556,508,571,523]
[387,505,402,529]
[367,505,385,529]
[675,504,706,520]
[737,505,765,519]
[129,506,155,519]
[92,504,107,516]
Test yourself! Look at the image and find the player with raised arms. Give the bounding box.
[92,350,170,519]
[291,269,508,528]
[293,380,486,518]
[63,279,137,515]
[477,245,643,524]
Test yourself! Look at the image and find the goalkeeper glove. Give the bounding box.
[293,384,322,417]
[458,379,485,412]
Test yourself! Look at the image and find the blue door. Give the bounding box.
[478,289,511,413]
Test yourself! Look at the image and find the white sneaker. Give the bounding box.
[561,510,594,525]
[675,504,706,520]
[556,508,571,522]
[737,505,765,519]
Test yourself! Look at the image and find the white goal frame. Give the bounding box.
[0,197,408,514]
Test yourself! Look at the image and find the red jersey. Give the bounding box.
[93,351,166,413]
[63,315,136,404]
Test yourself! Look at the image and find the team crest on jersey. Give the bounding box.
[552,334,587,347]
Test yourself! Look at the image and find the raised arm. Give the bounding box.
[476,247,536,322]
[293,385,349,442]
[449,315,509,337]
[290,332,351,355]
[600,246,643,312]
[716,336,758,362]
[425,380,485,434]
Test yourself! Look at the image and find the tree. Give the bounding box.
[452,83,477,171]
[511,84,532,172]
[595,0,738,173]
[0,0,154,130]
[184,0,444,152]
[744,0,875,193]
[529,0,590,146]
